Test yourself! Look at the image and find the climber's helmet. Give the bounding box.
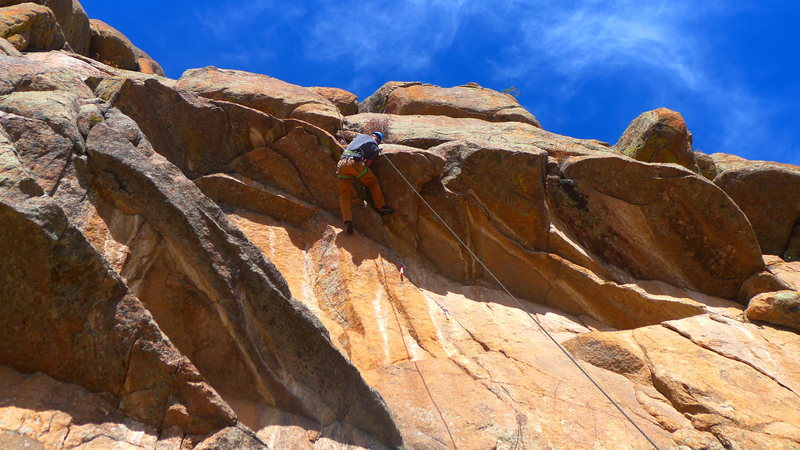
[372,132,384,144]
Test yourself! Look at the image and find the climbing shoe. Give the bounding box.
[376,206,395,216]
[345,221,354,234]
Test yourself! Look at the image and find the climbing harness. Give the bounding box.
[382,156,661,450]
[336,166,369,179]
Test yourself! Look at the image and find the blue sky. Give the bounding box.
[82,0,799,165]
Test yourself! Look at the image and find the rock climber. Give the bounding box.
[337,131,394,234]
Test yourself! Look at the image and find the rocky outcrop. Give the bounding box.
[23,50,176,87]
[309,86,358,116]
[3,6,800,448]
[747,257,800,330]
[766,254,800,289]
[564,314,800,448]
[0,0,90,54]
[0,55,402,447]
[694,151,717,180]
[712,156,800,261]
[81,108,400,447]
[0,124,235,434]
[96,76,343,215]
[547,154,764,299]
[89,19,164,75]
[360,81,542,127]
[0,366,261,448]
[746,291,800,330]
[94,76,287,178]
[0,2,67,51]
[739,269,793,303]
[177,66,342,134]
[0,35,19,55]
[346,112,606,157]
[614,107,698,172]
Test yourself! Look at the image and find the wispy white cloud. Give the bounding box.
[190,0,794,162]
[195,1,308,40]
[482,1,791,159]
[491,1,718,92]
[303,0,472,70]
[195,1,271,39]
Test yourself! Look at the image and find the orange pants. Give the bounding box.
[337,158,385,222]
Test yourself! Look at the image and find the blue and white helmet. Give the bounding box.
[372,131,384,143]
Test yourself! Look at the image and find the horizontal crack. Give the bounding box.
[661,321,800,401]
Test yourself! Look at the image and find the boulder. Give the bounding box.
[694,151,717,180]
[96,76,343,215]
[0,54,93,97]
[89,19,164,75]
[136,55,163,75]
[309,86,358,115]
[709,151,754,172]
[738,269,793,302]
[177,66,342,134]
[712,157,800,260]
[23,50,176,87]
[0,0,89,54]
[613,108,698,172]
[547,154,764,299]
[0,35,19,55]
[95,76,287,178]
[765,254,800,290]
[746,290,800,330]
[431,140,551,251]
[360,81,541,127]
[0,2,67,52]
[346,112,608,158]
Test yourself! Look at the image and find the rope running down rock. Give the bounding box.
[382,154,661,450]
[376,257,459,450]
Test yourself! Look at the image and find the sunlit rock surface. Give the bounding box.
[1,6,800,448]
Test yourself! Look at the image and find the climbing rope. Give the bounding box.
[376,257,459,450]
[381,155,661,450]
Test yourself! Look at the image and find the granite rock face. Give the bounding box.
[0,94,235,436]
[2,7,800,449]
[177,66,342,134]
[360,81,542,127]
[0,54,401,448]
[547,154,764,299]
[712,155,800,261]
